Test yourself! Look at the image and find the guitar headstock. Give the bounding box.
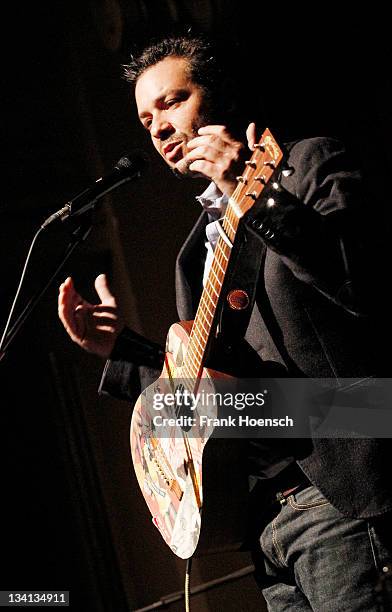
[230,128,284,218]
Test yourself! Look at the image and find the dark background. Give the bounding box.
[1,2,391,610]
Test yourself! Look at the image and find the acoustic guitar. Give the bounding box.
[130,129,284,558]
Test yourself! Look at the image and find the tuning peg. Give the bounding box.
[245,160,257,168]
[253,143,265,151]
[245,191,258,200]
[236,176,248,184]
[264,161,276,169]
[254,175,266,184]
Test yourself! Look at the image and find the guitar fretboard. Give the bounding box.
[182,205,239,380]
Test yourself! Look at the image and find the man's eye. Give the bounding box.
[166,99,179,107]
[144,119,152,130]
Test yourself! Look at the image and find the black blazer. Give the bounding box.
[101,137,392,519]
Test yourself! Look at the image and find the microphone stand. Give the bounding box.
[0,215,93,362]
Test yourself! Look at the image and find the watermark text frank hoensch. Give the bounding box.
[153,414,294,428]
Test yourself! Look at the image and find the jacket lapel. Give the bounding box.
[175,211,208,320]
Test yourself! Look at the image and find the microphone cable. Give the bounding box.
[0,225,44,358]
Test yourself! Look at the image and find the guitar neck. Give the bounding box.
[182,205,240,379]
[182,128,284,381]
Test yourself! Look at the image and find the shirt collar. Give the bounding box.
[195,182,229,219]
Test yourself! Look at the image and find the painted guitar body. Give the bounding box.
[130,321,249,559]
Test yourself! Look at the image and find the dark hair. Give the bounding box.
[123,34,254,132]
[124,35,219,90]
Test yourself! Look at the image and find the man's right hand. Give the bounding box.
[58,274,125,358]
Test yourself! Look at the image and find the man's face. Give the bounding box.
[135,56,210,177]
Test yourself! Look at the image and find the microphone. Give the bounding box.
[41,151,148,228]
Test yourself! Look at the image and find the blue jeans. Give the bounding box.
[252,485,392,611]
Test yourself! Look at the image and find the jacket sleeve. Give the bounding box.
[245,137,370,316]
[98,326,164,404]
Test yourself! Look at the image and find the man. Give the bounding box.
[58,34,392,610]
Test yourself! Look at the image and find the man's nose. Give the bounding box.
[151,116,174,140]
